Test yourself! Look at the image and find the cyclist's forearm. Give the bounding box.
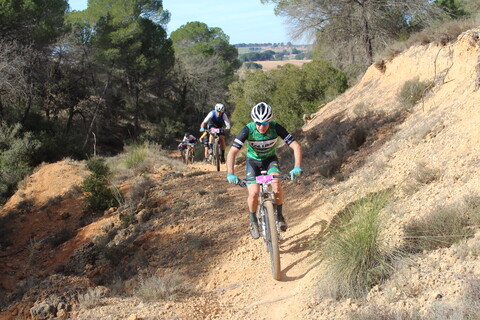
[226,147,240,174]
[290,141,302,167]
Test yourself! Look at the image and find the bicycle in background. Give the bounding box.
[207,128,222,171]
[183,142,196,165]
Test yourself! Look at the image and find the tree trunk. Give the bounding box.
[134,85,141,136]
[360,1,373,66]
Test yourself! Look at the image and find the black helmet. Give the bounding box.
[184,132,191,137]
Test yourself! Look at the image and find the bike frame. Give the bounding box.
[238,171,291,280]
[255,173,290,237]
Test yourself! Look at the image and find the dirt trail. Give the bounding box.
[163,161,324,319]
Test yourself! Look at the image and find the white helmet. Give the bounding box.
[251,102,272,123]
[215,103,225,112]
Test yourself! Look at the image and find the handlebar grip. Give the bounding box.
[237,180,247,187]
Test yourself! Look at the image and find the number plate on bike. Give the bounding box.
[256,175,274,184]
[210,128,220,134]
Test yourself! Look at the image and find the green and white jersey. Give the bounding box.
[232,121,295,161]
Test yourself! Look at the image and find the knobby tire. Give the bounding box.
[263,201,281,280]
[214,140,220,172]
[185,149,190,165]
[188,147,194,164]
[181,151,187,164]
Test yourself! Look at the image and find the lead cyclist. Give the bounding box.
[226,102,303,239]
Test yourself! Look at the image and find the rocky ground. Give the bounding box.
[1,27,480,320]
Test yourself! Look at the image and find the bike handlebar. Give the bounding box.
[206,128,223,135]
[237,174,293,187]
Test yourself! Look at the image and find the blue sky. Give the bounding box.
[68,0,298,44]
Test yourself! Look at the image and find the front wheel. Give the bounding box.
[191,150,195,164]
[263,201,281,280]
[214,140,220,171]
[181,150,186,164]
[184,149,190,165]
[188,147,195,164]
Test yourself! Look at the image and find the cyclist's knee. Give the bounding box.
[247,184,259,196]
[272,183,282,193]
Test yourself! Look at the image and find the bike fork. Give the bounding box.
[259,200,282,242]
[273,204,283,241]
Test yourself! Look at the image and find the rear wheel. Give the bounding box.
[264,201,281,280]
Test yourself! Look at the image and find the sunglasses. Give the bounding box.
[255,121,269,126]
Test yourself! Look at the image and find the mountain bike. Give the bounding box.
[238,172,292,280]
[207,128,222,171]
[183,142,196,165]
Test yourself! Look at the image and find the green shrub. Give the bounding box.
[82,157,116,212]
[140,119,185,146]
[0,122,40,204]
[244,61,263,69]
[397,78,433,110]
[317,189,398,298]
[229,59,347,134]
[86,157,111,176]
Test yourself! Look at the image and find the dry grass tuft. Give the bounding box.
[78,287,106,309]
[350,305,422,320]
[403,204,473,253]
[397,78,433,111]
[134,273,191,302]
[412,162,441,185]
[316,189,400,299]
[375,18,480,63]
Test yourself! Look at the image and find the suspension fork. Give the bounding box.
[260,184,283,238]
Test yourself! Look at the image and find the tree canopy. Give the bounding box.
[229,60,347,133]
[170,22,240,122]
[261,0,452,75]
[0,0,68,47]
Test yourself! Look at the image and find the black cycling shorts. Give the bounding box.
[202,136,209,146]
[245,155,281,183]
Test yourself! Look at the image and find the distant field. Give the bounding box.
[253,60,312,70]
[237,47,254,54]
[236,45,312,55]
